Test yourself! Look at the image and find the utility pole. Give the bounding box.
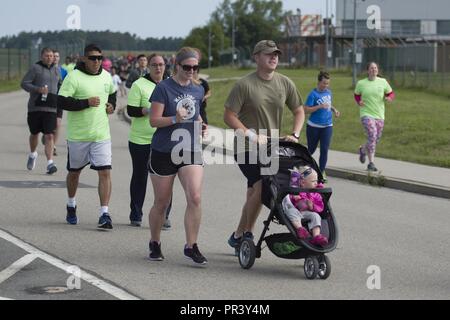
[232,13,236,67]
[352,0,358,87]
[325,0,329,69]
[208,23,212,69]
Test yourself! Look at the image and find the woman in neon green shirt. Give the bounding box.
[354,62,395,172]
[127,54,171,227]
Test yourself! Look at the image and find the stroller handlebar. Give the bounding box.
[279,186,333,195]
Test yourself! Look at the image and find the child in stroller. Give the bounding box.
[282,165,329,246]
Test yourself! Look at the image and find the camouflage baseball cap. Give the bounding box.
[253,40,282,55]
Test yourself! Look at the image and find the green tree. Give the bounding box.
[212,0,285,59]
[0,31,182,51]
[182,21,228,67]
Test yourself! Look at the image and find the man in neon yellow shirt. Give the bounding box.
[58,44,117,230]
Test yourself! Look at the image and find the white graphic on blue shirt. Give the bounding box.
[175,94,196,120]
[316,95,332,110]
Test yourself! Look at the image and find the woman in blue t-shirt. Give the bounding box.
[304,71,340,181]
[147,47,208,265]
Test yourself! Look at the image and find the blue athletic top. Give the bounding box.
[150,78,204,153]
[305,88,333,127]
[60,66,68,80]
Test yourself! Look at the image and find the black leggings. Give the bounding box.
[128,142,171,222]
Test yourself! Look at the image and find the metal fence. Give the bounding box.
[362,42,450,91]
[0,48,31,81]
[290,35,450,92]
[0,40,84,81]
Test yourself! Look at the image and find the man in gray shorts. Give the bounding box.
[58,44,117,230]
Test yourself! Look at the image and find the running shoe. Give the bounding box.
[359,146,366,164]
[322,171,328,183]
[243,231,254,240]
[367,162,378,172]
[98,213,113,230]
[184,243,208,265]
[46,163,57,175]
[66,206,78,225]
[27,154,37,171]
[130,220,141,227]
[162,218,171,230]
[227,232,242,248]
[149,241,164,261]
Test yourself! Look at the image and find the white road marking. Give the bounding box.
[0,229,140,300]
[0,254,37,284]
[0,297,13,300]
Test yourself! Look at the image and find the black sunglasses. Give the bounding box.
[180,64,200,72]
[88,55,104,61]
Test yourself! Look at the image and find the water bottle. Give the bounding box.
[41,85,48,102]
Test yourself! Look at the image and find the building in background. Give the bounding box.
[335,0,450,38]
[334,0,450,74]
[281,0,450,83]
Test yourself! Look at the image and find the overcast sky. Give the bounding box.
[0,0,333,39]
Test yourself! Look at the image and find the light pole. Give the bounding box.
[325,0,329,69]
[352,0,358,87]
[232,13,236,67]
[208,23,212,69]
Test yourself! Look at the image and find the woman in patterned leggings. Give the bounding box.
[354,62,395,171]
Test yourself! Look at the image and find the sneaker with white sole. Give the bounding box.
[367,162,378,172]
[27,154,37,171]
[359,146,366,164]
[228,232,242,256]
[184,243,208,265]
[97,213,113,230]
[162,218,171,230]
[66,206,78,225]
[149,241,164,261]
[46,163,57,175]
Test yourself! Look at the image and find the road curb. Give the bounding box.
[326,167,450,199]
[119,112,449,200]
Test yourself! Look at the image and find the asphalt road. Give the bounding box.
[0,91,449,300]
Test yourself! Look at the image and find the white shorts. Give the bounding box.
[67,140,112,171]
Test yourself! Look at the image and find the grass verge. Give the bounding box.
[205,67,450,168]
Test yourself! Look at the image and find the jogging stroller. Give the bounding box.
[237,141,338,279]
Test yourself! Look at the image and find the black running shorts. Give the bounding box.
[148,148,203,176]
[27,111,57,135]
[234,152,261,188]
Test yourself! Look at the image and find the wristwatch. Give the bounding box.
[291,132,300,139]
[171,116,177,124]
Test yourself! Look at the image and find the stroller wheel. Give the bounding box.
[318,255,331,279]
[239,239,256,269]
[304,256,319,279]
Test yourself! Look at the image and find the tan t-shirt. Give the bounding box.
[225,72,302,135]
